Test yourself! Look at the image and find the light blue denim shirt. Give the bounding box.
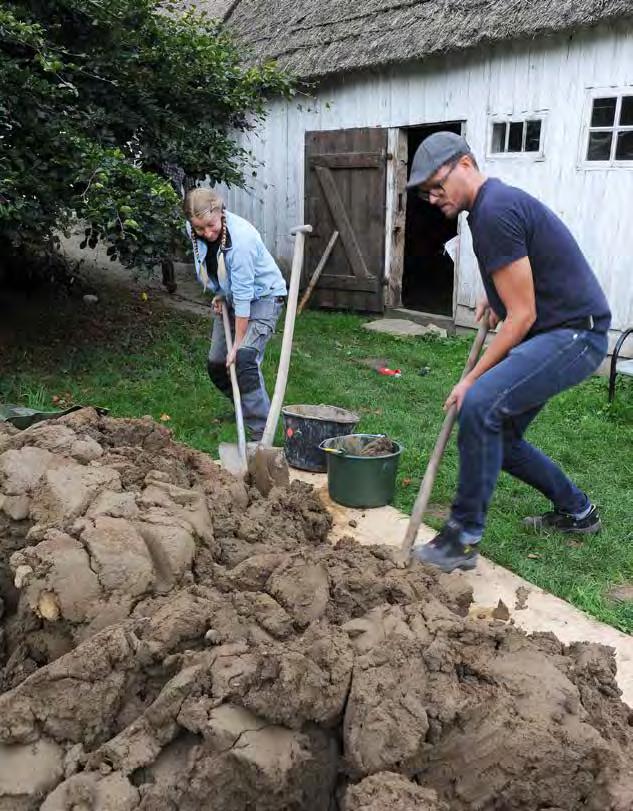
[186,211,287,318]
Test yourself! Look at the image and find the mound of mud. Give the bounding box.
[1,410,633,810]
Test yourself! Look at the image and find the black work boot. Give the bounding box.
[523,505,601,534]
[412,521,479,573]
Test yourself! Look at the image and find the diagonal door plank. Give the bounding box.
[314,164,370,280]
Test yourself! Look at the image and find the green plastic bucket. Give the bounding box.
[319,433,403,508]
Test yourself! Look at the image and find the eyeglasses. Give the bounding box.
[417,162,458,202]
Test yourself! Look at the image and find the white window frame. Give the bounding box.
[486,112,547,160]
[580,86,633,170]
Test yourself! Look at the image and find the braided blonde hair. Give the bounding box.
[183,187,223,221]
[184,188,228,289]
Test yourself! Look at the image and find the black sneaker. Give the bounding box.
[523,505,601,534]
[412,521,479,573]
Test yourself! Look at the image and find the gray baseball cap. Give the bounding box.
[406,131,471,190]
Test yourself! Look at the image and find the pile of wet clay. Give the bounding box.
[1,409,633,811]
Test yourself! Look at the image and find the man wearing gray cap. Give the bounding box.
[407,131,611,573]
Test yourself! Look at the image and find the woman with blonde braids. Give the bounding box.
[184,188,287,441]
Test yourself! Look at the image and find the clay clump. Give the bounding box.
[1,410,633,810]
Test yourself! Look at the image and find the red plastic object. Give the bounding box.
[377,367,402,378]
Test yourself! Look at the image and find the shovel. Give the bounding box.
[252,224,313,495]
[218,300,249,478]
[400,316,490,562]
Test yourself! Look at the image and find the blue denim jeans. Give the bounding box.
[208,297,283,440]
[452,327,608,539]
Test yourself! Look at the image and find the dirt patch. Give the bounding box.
[2,410,633,809]
[606,584,633,603]
[515,585,531,610]
[358,358,391,371]
[342,772,448,810]
[0,284,184,378]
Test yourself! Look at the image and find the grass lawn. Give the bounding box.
[2,288,633,632]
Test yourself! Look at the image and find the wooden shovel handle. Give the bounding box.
[401,318,489,557]
[261,224,313,447]
[222,301,247,465]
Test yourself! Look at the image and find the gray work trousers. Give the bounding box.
[207,297,283,440]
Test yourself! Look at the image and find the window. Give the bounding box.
[584,90,633,164]
[489,117,543,156]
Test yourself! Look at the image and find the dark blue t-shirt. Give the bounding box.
[468,179,611,335]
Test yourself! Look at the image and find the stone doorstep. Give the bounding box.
[363,318,448,338]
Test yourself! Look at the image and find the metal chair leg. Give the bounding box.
[609,327,633,402]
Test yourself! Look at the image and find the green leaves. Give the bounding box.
[68,139,183,271]
[0,0,292,272]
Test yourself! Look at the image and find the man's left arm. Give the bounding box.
[446,257,536,410]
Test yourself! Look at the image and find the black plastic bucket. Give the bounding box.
[282,404,360,472]
[319,433,403,508]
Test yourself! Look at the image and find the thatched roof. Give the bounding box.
[178,0,238,20]
[185,0,633,80]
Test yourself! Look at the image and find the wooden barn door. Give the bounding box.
[304,127,388,312]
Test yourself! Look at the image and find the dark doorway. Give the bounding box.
[402,121,463,316]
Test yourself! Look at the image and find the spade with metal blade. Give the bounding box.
[252,224,313,495]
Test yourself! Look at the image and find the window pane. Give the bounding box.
[620,96,633,126]
[491,122,506,153]
[525,120,542,152]
[508,121,523,152]
[586,131,613,161]
[616,131,633,160]
[591,97,617,127]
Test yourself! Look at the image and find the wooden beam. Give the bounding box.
[309,151,385,169]
[384,128,408,308]
[298,230,339,315]
[317,274,381,293]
